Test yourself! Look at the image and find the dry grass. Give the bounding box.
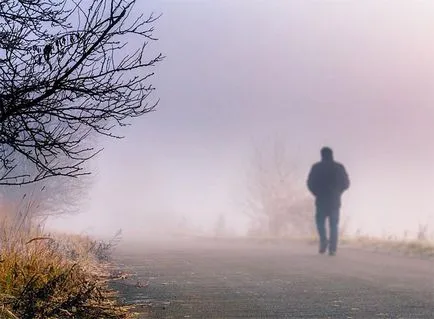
[0,215,136,319]
[336,223,434,257]
[340,235,434,258]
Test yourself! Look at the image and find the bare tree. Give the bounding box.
[244,140,315,238]
[0,0,163,185]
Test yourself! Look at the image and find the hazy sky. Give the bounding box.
[49,0,434,239]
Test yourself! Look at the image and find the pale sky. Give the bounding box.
[48,0,434,239]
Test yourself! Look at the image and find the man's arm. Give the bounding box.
[339,164,350,192]
[307,165,318,196]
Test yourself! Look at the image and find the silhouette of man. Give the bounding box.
[307,147,350,256]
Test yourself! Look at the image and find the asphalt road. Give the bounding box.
[111,238,434,319]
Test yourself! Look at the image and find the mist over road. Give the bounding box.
[111,239,433,318]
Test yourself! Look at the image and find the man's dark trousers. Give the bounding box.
[315,205,340,253]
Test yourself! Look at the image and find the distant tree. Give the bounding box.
[244,139,314,237]
[214,213,227,237]
[0,163,92,220]
[0,0,163,185]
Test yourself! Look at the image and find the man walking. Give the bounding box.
[307,147,350,256]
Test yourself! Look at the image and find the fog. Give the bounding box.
[48,0,434,240]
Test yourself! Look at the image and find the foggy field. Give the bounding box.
[3,0,434,318]
[110,238,434,318]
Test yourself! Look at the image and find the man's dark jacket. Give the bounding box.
[307,159,350,210]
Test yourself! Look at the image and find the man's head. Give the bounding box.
[320,147,333,161]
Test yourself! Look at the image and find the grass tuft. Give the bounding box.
[0,215,136,318]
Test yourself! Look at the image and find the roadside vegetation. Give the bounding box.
[338,224,434,258]
[0,209,134,319]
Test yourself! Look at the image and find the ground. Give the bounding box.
[111,238,434,319]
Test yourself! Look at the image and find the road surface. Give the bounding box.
[111,238,434,318]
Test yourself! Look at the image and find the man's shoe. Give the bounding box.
[328,251,336,256]
[319,241,328,254]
